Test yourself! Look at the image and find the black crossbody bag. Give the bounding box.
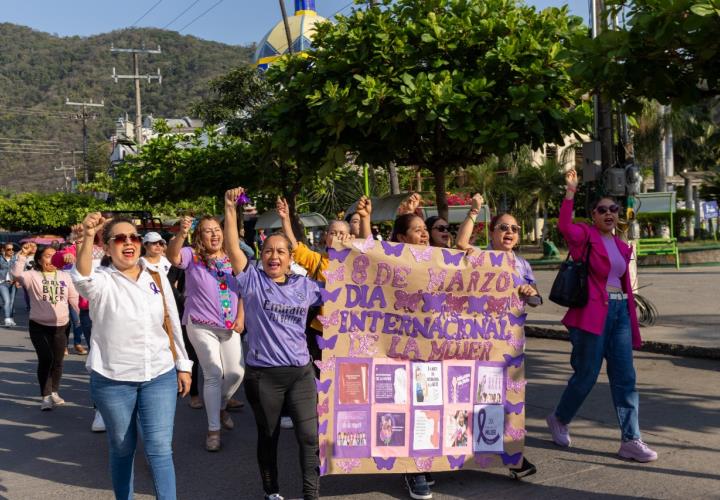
[549,238,592,308]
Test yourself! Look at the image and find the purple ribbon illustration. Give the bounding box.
[476,408,501,446]
[149,282,161,295]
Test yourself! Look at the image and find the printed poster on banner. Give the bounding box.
[315,239,527,475]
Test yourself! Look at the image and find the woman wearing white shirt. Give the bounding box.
[73,213,192,500]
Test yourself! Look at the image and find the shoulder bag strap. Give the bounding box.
[149,269,178,361]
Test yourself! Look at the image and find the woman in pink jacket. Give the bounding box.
[13,243,79,410]
[546,170,657,463]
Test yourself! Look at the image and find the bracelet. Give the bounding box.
[566,186,577,193]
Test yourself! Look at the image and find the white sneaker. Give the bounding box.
[4,318,15,327]
[91,410,106,432]
[50,392,65,405]
[40,395,54,411]
[280,416,294,429]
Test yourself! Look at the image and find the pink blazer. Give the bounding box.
[558,198,642,349]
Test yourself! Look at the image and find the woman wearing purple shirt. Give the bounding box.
[224,187,322,500]
[546,170,657,463]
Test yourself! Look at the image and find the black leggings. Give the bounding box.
[244,363,319,500]
[181,325,200,397]
[28,320,69,396]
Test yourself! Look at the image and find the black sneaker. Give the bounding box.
[510,457,537,479]
[424,473,435,486]
[404,473,432,500]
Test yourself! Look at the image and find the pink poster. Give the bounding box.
[370,407,410,458]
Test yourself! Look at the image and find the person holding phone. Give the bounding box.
[545,170,657,463]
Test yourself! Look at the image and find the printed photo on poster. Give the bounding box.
[335,410,370,458]
[338,361,369,405]
[376,412,406,447]
[472,404,504,453]
[446,365,472,404]
[444,409,470,449]
[412,408,441,451]
[412,362,443,406]
[475,365,505,405]
[373,362,408,405]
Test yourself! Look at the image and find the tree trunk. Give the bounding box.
[389,162,400,195]
[432,167,449,222]
[285,189,307,244]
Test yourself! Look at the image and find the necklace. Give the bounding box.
[194,253,234,329]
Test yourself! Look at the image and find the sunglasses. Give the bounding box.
[432,225,451,233]
[4,248,13,251]
[496,223,520,234]
[147,241,166,246]
[595,204,620,215]
[109,233,142,245]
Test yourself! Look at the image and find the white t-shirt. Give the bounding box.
[141,256,172,275]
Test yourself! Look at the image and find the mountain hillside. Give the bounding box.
[0,24,253,193]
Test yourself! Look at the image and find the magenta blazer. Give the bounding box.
[558,198,642,349]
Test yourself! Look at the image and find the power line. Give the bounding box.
[131,0,163,27]
[178,0,225,33]
[162,0,202,29]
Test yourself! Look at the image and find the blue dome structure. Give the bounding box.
[253,0,327,70]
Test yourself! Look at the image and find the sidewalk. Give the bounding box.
[1,317,718,498]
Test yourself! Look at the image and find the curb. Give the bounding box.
[526,325,720,360]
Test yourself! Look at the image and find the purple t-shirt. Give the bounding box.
[602,236,626,289]
[236,264,322,368]
[178,247,240,328]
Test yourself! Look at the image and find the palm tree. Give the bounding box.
[515,159,565,242]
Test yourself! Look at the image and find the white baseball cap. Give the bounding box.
[142,232,166,244]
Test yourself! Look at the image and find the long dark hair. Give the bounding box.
[31,245,53,271]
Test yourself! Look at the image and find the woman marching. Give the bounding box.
[225,187,322,500]
[455,193,538,478]
[72,214,193,500]
[12,243,79,410]
[545,170,657,462]
[166,215,245,452]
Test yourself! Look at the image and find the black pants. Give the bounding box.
[181,325,200,397]
[244,363,319,500]
[28,320,69,397]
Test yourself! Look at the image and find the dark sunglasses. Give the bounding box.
[595,204,620,215]
[109,233,142,245]
[432,225,451,233]
[496,223,520,234]
[147,241,166,247]
[4,247,13,251]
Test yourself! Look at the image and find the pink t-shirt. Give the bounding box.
[12,256,79,326]
[602,236,626,290]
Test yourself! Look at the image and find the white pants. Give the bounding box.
[187,321,245,431]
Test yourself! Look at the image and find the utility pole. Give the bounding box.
[110,44,162,146]
[65,98,104,184]
[591,0,614,171]
[279,1,294,55]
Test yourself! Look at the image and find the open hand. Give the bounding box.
[565,169,578,190]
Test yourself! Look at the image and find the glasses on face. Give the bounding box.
[147,241,166,247]
[4,247,13,252]
[432,225,450,233]
[109,233,142,245]
[201,228,222,235]
[496,223,520,234]
[595,204,620,215]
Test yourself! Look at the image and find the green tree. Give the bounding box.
[300,0,591,220]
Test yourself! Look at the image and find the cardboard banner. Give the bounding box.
[316,238,527,475]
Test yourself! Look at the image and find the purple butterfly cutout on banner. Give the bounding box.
[486,296,508,315]
[506,312,527,327]
[512,273,525,288]
[328,247,351,263]
[445,294,467,313]
[373,457,396,470]
[235,192,251,205]
[317,310,340,329]
[503,353,525,368]
[504,422,527,441]
[394,290,423,312]
[501,452,522,466]
[505,335,525,351]
[474,455,494,468]
[320,288,341,303]
[348,331,378,357]
[467,296,488,314]
[316,379,332,394]
[468,254,485,268]
[381,241,404,257]
[422,292,446,313]
[318,420,328,434]
[319,459,328,476]
[314,355,336,374]
[322,267,345,286]
[352,235,376,254]
[447,455,465,470]
[413,456,434,472]
[442,248,463,266]
[410,246,432,262]
[317,398,329,417]
[506,379,528,393]
[489,252,505,267]
[336,458,361,473]
[504,401,525,415]
[316,334,338,350]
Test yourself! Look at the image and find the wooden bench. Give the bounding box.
[636,237,680,269]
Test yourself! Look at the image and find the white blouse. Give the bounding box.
[71,262,193,382]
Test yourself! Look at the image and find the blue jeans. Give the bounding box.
[91,369,179,500]
[554,299,641,441]
[80,309,92,345]
[69,307,84,346]
[0,282,16,320]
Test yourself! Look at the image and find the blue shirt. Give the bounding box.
[0,255,18,283]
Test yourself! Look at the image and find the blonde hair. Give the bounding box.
[192,216,223,260]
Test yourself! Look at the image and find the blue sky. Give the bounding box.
[2,0,588,46]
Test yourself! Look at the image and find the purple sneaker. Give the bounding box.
[618,439,658,462]
[546,413,571,447]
